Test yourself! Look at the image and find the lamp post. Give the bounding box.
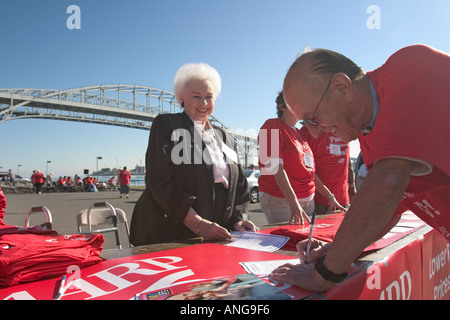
[96,156,102,180]
[46,161,51,176]
[17,164,22,175]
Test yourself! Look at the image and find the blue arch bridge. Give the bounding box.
[0,85,258,168]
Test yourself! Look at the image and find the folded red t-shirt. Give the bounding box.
[0,225,104,287]
[268,213,344,250]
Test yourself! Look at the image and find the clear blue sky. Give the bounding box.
[1,0,449,177]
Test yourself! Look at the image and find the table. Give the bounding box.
[1,213,448,301]
[97,217,441,300]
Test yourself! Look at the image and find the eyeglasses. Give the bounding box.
[299,78,332,127]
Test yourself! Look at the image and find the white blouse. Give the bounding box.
[192,119,230,189]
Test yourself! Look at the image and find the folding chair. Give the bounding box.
[24,206,53,230]
[76,202,130,249]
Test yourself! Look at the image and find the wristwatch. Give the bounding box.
[327,193,335,200]
[314,255,348,283]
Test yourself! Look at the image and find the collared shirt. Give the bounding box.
[192,119,230,189]
[361,80,380,135]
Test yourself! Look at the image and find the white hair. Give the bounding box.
[173,63,222,104]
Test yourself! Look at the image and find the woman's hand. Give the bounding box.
[233,220,258,233]
[183,208,231,241]
[198,220,231,241]
[327,196,347,213]
[289,198,311,225]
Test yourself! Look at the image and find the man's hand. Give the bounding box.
[297,238,330,264]
[271,262,336,292]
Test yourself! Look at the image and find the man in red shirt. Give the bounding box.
[271,44,450,292]
[34,170,45,194]
[119,166,131,198]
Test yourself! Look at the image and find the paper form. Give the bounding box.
[226,231,289,252]
[240,259,299,276]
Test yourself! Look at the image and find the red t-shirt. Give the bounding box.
[0,188,5,226]
[300,127,350,206]
[0,226,104,286]
[360,44,450,239]
[34,172,45,184]
[119,170,131,185]
[258,118,315,199]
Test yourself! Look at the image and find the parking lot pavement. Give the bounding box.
[2,190,267,250]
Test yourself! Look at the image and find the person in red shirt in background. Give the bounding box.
[299,127,356,214]
[272,44,450,292]
[82,176,92,191]
[119,166,131,198]
[65,176,73,186]
[75,176,82,186]
[57,176,69,191]
[258,92,345,225]
[0,187,6,225]
[30,170,36,193]
[33,170,45,194]
[84,176,98,192]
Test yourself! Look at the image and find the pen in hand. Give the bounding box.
[304,211,316,264]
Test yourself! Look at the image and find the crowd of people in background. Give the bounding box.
[0,167,132,196]
[37,171,117,193]
[0,166,132,226]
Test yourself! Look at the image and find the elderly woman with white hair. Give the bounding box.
[130,63,257,245]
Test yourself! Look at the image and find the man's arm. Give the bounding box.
[323,158,412,274]
[271,158,412,292]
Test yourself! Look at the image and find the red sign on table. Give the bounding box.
[0,243,311,300]
[422,230,450,300]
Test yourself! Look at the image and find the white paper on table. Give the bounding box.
[396,221,424,228]
[391,226,414,233]
[226,231,289,252]
[401,211,421,220]
[240,259,299,276]
[381,232,395,239]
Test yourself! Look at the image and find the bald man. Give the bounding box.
[271,44,450,292]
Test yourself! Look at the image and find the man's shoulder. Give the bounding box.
[376,44,446,72]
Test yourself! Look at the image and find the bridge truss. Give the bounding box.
[0,85,258,167]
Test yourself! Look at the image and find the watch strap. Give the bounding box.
[314,255,348,283]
